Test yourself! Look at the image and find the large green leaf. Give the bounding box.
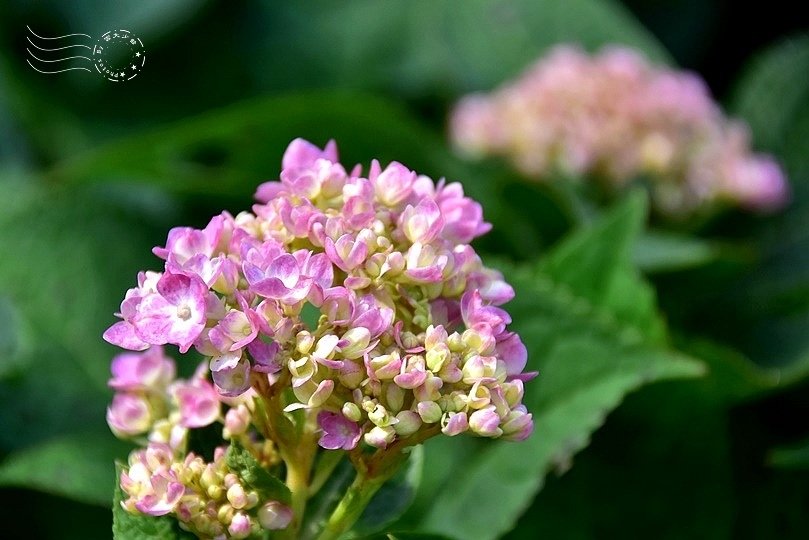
[52,91,545,261]
[731,35,809,153]
[704,35,809,375]
[251,0,668,97]
[0,178,174,456]
[402,194,704,539]
[633,230,727,273]
[0,432,130,506]
[51,92,470,200]
[504,380,734,540]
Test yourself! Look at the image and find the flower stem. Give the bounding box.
[285,460,311,536]
[315,471,385,540]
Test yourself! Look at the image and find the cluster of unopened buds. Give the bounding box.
[450,45,789,216]
[105,138,534,538]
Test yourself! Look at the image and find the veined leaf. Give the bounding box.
[0,432,130,506]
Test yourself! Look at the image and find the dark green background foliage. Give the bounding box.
[1,1,808,538]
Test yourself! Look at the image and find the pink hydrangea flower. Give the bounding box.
[120,443,184,516]
[105,137,535,462]
[450,45,789,216]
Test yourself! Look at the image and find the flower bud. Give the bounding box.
[462,327,495,355]
[288,356,316,386]
[369,352,402,380]
[413,374,443,402]
[107,393,152,437]
[466,381,491,409]
[426,344,450,372]
[394,410,422,437]
[217,503,235,524]
[447,332,464,352]
[503,380,525,408]
[441,411,469,436]
[364,425,396,448]
[224,404,251,437]
[501,406,534,441]
[368,404,396,427]
[227,483,248,509]
[258,501,293,530]
[296,331,314,354]
[417,401,442,423]
[337,359,365,388]
[385,383,405,412]
[338,327,371,359]
[469,407,503,437]
[228,512,252,538]
[342,402,362,422]
[383,251,405,276]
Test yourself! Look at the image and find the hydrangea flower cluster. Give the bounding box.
[107,347,287,537]
[450,45,789,216]
[106,138,534,538]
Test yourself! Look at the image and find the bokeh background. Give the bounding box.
[2,1,809,538]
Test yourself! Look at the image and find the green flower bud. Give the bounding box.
[296,331,314,354]
[394,410,422,437]
[342,402,362,422]
[417,401,442,423]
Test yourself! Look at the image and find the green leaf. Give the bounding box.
[0,431,130,506]
[301,455,357,540]
[537,191,666,343]
[697,35,809,376]
[356,534,455,540]
[633,230,726,273]
[226,441,291,505]
[251,0,668,97]
[731,35,809,152]
[52,92,469,200]
[112,462,193,540]
[353,446,424,536]
[505,379,734,539]
[50,90,542,261]
[769,439,809,469]
[404,195,704,539]
[0,176,173,451]
[0,295,32,379]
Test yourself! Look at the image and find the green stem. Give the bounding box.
[285,460,311,536]
[314,428,437,540]
[315,471,385,540]
[252,373,317,540]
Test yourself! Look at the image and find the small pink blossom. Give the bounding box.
[129,271,208,353]
[399,198,444,244]
[324,233,368,272]
[371,160,415,206]
[107,393,152,437]
[171,375,220,428]
[317,410,361,450]
[108,347,176,392]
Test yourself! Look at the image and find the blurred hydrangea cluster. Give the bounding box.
[105,138,534,538]
[450,45,788,216]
